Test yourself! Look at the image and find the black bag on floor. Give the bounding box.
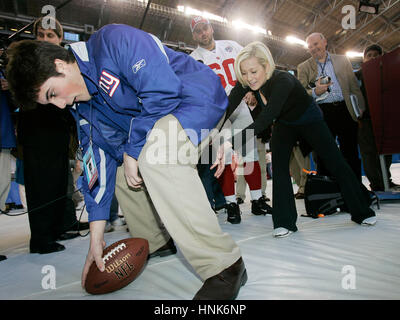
[303,173,378,218]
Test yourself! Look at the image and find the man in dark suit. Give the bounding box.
[18,17,89,254]
[297,32,365,181]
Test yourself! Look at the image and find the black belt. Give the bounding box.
[319,100,345,107]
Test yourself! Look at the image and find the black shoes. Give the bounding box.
[193,257,247,300]
[237,196,271,204]
[57,232,80,241]
[69,221,90,231]
[251,197,272,215]
[390,181,400,190]
[30,242,65,254]
[294,192,305,199]
[213,203,226,214]
[214,203,226,211]
[226,202,241,224]
[148,238,177,259]
[0,255,7,262]
[261,195,271,202]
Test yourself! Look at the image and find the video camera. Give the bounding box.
[319,75,331,92]
[308,75,331,93]
[319,75,331,85]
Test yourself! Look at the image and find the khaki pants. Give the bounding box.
[115,114,241,280]
[0,149,12,211]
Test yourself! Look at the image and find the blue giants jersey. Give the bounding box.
[70,24,228,221]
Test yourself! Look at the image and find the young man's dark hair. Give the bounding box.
[6,40,75,111]
[363,44,383,58]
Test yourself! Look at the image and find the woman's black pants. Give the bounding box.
[270,120,375,232]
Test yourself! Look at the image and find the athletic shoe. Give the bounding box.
[148,238,177,259]
[273,227,293,238]
[361,216,377,226]
[111,217,126,226]
[390,181,400,191]
[251,197,272,215]
[236,197,244,205]
[226,202,241,224]
[104,222,114,233]
[261,195,271,202]
[294,192,305,199]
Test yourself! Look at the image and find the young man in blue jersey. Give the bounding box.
[6,24,246,300]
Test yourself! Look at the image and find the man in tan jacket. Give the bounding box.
[297,32,365,181]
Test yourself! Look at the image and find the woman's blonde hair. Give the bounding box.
[234,41,276,87]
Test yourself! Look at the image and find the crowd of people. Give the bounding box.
[0,15,397,299]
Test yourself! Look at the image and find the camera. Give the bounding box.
[319,75,331,84]
[318,75,331,92]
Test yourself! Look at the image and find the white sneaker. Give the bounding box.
[273,227,293,238]
[361,216,377,226]
[111,217,126,226]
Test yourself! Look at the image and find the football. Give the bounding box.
[85,237,149,295]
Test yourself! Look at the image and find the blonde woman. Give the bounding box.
[213,41,376,237]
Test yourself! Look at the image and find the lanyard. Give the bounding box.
[318,53,329,76]
[70,100,93,161]
[89,100,93,145]
[70,106,82,160]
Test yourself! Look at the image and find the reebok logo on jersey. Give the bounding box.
[132,59,146,74]
[225,46,233,52]
[99,70,120,97]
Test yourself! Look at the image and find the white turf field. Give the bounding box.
[0,164,399,300]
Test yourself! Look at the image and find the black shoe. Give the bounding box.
[193,257,247,300]
[148,238,177,259]
[69,221,90,231]
[30,242,65,254]
[0,255,7,262]
[236,197,244,205]
[251,197,272,215]
[261,195,271,202]
[226,202,241,224]
[57,232,80,241]
[390,181,400,190]
[214,203,226,211]
[294,192,305,199]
